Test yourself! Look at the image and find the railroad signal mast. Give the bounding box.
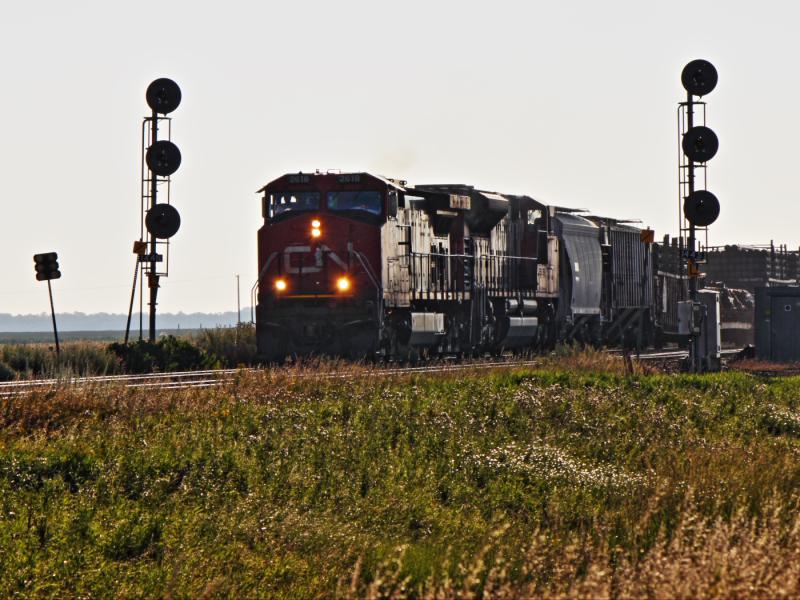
[33,252,61,354]
[134,78,183,342]
[678,59,721,372]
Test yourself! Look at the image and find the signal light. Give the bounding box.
[681,59,718,97]
[146,78,182,115]
[683,190,720,227]
[275,279,287,292]
[682,126,719,163]
[146,140,182,177]
[145,203,181,239]
[336,276,350,292]
[33,252,61,281]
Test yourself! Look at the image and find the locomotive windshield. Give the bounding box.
[269,192,320,218]
[326,191,382,216]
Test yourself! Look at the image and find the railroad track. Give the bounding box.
[622,347,743,362]
[0,360,540,398]
[0,348,742,398]
[0,368,243,398]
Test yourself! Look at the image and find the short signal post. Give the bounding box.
[33,252,61,355]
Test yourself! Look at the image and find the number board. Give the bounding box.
[337,174,361,184]
[288,174,310,184]
[449,194,471,210]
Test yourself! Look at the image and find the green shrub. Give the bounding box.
[108,335,218,373]
[0,360,14,381]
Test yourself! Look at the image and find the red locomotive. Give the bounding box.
[256,170,660,361]
[257,172,398,360]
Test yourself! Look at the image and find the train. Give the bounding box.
[253,171,699,361]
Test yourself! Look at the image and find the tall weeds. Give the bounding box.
[193,323,258,367]
[2,359,800,597]
[0,342,121,379]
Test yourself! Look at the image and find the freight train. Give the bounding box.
[254,171,685,361]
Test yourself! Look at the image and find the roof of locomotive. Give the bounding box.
[258,173,645,227]
[410,185,553,208]
[257,171,406,193]
[583,214,646,232]
[553,212,599,229]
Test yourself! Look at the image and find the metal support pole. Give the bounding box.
[139,263,143,342]
[148,109,159,342]
[637,242,649,358]
[148,275,159,342]
[125,254,140,344]
[686,91,700,372]
[236,274,241,325]
[47,279,60,355]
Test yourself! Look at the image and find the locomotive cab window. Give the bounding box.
[527,209,542,226]
[269,192,320,219]
[327,191,383,215]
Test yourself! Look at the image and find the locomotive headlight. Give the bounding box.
[275,278,287,292]
[311,219,322,238]
[336,276,351,292]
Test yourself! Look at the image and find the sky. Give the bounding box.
[0,0,797,315]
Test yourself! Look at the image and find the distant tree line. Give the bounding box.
[0,310,252,332]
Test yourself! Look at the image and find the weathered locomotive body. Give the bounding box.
[255,171,657,360]
[256,172,391,359]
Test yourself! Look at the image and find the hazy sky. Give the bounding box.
[0,0,797,315]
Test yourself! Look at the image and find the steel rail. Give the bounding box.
[0,349,743,398]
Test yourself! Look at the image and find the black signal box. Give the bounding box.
[33,252,61,281]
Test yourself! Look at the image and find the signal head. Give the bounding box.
[32,252,61,281]
[146,140,182,177]
[681,59,718,97]
[682,126,719,163]
[683,190,720,227]
[146,78,182,114]
[145,203,181,239]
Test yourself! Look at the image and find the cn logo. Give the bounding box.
[283,244,347,274]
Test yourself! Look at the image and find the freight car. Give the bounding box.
[254,171,659,361]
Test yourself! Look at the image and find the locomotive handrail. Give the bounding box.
[411,251,536,261]
[407,251,537,296]
[349,248,381,293]
[250,252,278,323]
[349,248,384,329]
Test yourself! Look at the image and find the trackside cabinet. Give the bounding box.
[755,286,800,362]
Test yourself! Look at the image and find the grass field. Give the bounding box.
[0,329,202,344]
[0,325,256,380]
[2,354,800,598]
